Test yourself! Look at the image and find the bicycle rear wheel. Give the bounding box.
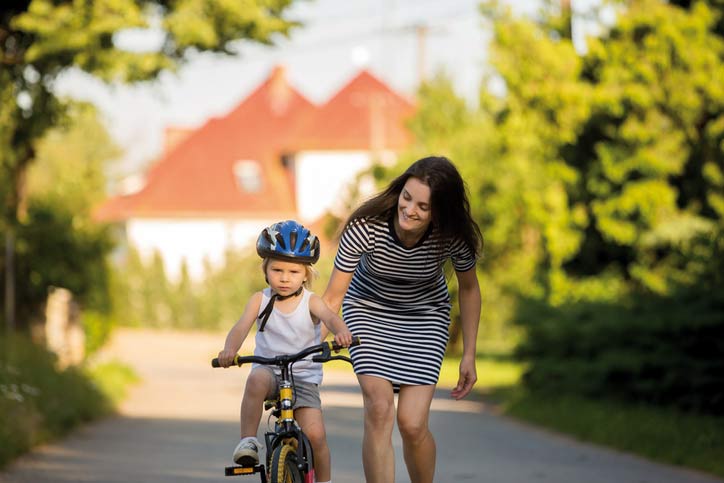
[269,444,303,483]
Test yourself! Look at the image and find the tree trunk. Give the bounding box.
[4,227,15,332]
[3,155,29,333]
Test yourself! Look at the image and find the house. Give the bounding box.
[95,66,415,280]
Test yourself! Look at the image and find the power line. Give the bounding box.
[230,5,477,62]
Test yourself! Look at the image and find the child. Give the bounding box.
[217,220,352,483]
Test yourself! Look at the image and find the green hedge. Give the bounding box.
[514,287,724,414]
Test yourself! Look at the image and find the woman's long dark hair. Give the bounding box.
[344,156,483,258]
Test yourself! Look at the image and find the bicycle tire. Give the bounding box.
[269,443,304,483]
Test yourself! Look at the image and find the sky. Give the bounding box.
[53,0,605,182]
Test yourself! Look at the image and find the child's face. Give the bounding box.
[265,259,307,296]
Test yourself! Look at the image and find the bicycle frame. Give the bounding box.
[212,337,360,482]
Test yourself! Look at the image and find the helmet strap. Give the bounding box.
[257,287,303,332]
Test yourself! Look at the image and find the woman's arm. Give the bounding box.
[217,291,263,367]
[450,267,481,400]
[319,267,354,340]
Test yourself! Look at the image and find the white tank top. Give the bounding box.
[253,287,322,384]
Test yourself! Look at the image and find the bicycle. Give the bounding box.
[212,336,360,483]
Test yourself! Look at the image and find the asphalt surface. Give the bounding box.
[1,328,721,483]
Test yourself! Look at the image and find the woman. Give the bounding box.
[322,156,483,483]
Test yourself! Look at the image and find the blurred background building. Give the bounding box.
[95,66,415,279]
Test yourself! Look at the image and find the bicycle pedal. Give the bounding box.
[224,464,265,477]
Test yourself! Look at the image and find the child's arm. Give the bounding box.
[217,291,263,367]
[309,294,353,347]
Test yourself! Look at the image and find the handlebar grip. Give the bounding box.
[312,354,353,363]
[330,335,361,352]
[212,355,240,367]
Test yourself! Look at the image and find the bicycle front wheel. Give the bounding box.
[269,443,304,483]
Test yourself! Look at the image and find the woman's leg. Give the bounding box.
[397,384,437,483]
[295,407,330,481]
[358,375,396,483]
[240,367,275,437]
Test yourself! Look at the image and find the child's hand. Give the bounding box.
[333,329,353,349]
[217,349,237,367]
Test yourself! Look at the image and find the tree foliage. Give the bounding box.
[404,0,723,409]
[110,247,267,330]
[500,0,723,411]
[466,0,724,300]
[0,104,117,347]
[1,0,300,329]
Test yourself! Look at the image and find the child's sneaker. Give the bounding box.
[233,437,261,466]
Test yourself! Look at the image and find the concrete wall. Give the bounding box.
[294,151,374,223]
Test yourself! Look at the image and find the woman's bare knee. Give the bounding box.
[396,385,435,443]
[359,376,395,428]
[365,396,395,427]
[397,414,428,443]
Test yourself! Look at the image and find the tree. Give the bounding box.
[567,0,724,294]
[471,0,724,301]
[403,1,723,352]
[473,0,724,410]
[1,0,299,331]
[18,102,118,316]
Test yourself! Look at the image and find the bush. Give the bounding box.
[0,333,112,468]
[1,200,114,332]
[514,286,724,414]
[110,247,267,330]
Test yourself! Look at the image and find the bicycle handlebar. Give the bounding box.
[211,336,361,368]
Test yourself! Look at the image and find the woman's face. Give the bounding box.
[397,177,432,233]
[265,259,307,296]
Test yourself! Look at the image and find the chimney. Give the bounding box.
[164,127,193,156]
[268,64,292,115]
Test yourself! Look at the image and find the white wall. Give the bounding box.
[294,151,373,223]
[126,218,274,280]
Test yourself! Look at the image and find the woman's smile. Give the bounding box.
[396,177,432,236]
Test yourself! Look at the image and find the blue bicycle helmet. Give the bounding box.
[256,220,320,264]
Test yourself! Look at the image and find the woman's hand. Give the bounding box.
[451,356,477,400]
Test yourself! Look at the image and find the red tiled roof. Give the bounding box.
[96,66,312,220]
[95,67,416,222]
[286,69,416,151]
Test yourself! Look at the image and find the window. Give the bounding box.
[233,160,262,193]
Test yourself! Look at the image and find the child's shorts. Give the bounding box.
[256,365,321,410]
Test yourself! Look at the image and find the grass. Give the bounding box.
[324,347,525,392]
[497,388,724,479]
[0,333,138,470]
[437,354,524,392]
[86,360,140,405]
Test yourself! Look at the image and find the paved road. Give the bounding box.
[1,328,721,483]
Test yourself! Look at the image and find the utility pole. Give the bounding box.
[415,23,429,86]
[369,92,387,158]
[561,0,573,40]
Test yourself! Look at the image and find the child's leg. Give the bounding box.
[240,367,275,437]
[295,407,330,481]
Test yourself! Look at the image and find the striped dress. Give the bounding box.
[334,216,476,386]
